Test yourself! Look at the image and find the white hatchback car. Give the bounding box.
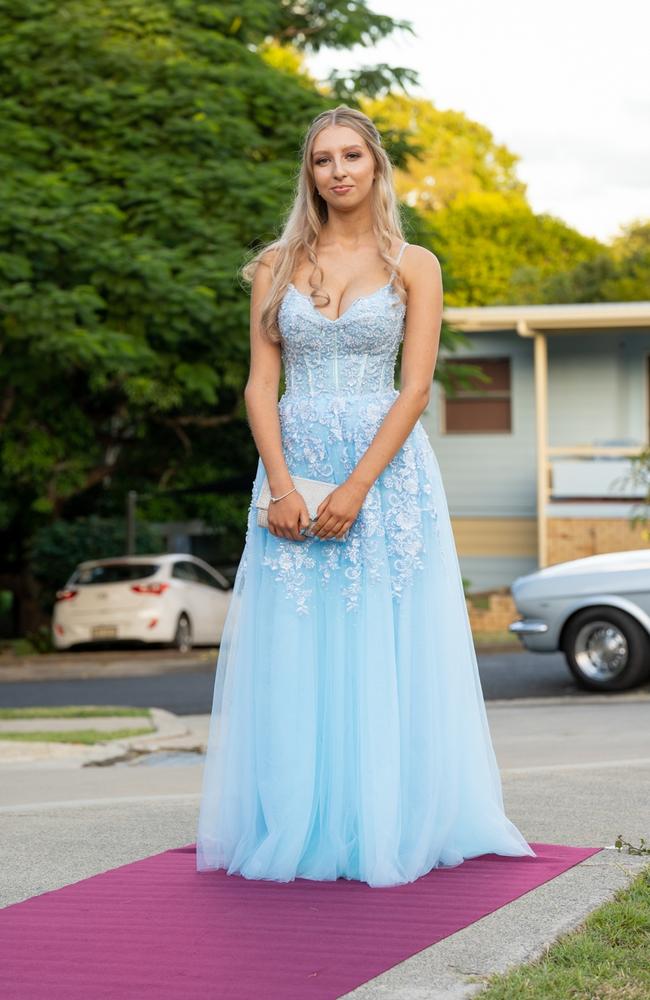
[52,554,232,652]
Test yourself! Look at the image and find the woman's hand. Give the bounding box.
[267,489,312,541]
[310,480,369,540]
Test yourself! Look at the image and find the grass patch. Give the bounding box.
[0,707,155,744]
[0,705,151,720]
[468,593,493,609]
[0,726,156,745]
[473,862,650,998]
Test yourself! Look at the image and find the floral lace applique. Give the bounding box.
[255,398,442,616]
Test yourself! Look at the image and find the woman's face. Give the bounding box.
[310,125,375,209]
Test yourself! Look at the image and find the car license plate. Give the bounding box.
[92,625,117,639]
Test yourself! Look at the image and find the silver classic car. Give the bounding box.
[509,549,650,692]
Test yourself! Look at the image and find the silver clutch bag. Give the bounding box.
[255,474,349,541]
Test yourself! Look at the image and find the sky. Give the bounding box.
[306,0,650,244]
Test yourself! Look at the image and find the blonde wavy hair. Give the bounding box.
[240,104,407,343]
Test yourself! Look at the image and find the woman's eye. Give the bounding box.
[315,153,360,165]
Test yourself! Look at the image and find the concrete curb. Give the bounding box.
[487,691,650,707]
[341,849,650,999]
[0,708,207,768]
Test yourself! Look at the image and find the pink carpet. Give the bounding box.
[1,841,602,999]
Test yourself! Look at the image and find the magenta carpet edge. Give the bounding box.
[0,841,606,1000]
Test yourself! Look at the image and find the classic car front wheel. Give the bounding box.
[562,606,650,691]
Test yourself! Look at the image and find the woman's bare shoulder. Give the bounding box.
[259,246,280,269]
[401,243,441,283]
[252,246,281,295]
[401,241,441,267]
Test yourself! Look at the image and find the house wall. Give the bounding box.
[422,329,536,516]
[547,516,650,564]
[547,331,650,445]
[449,517,537,592]
[420,328,537,591]
[420,327,650,591]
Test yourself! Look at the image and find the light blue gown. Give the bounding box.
[196,241,536,887]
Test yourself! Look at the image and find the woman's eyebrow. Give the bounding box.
[312,144,363,157]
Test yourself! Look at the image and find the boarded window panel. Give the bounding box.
[468,358,510,391]
[444,358,512,433]
[446,397,511,432]
[446,358,511,392]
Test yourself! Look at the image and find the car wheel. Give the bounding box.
[172,614,192,653]
[562,606,650,692]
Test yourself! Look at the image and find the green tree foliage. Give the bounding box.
[434,191,604,305]
[28,515,164,612]
[364,94,620,306]
[543,221,650,302]
[366,94,526,211]
[0,0,419,630]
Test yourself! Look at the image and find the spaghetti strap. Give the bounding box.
[389,240,409,282]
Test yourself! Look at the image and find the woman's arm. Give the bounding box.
[346,245,443,493]
[244,257,312,541]
[243,251,294,498]
[309,245,443,541]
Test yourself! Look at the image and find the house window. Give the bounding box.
[443,357,511,433]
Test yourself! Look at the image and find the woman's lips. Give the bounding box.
[332,186,352,193]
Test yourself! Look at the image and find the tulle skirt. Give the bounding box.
[196,389,536,887]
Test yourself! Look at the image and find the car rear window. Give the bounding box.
[70,564,160,585]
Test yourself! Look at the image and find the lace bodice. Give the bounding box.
[244,239,443,616]
[278,242,408,396]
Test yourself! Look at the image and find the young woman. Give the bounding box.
[196,104,536,887]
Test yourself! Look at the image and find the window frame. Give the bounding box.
[441,355,513,435]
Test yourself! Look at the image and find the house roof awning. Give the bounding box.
[443,301,650,333]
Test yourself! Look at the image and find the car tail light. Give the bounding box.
[130,582,170,595]
[55,589,78,601]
